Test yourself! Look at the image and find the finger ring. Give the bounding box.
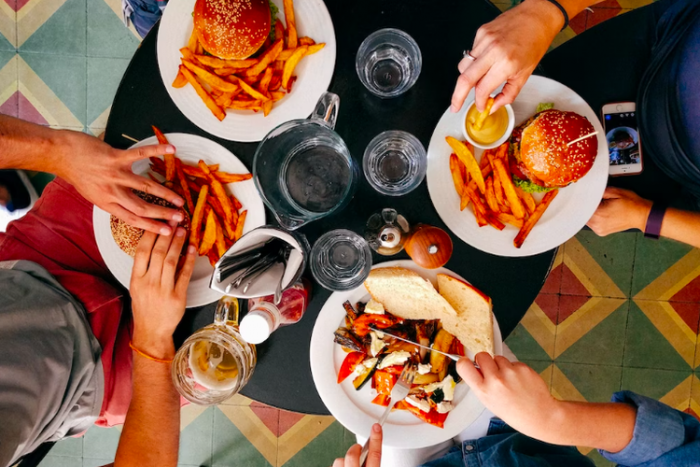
[463,49,477,61]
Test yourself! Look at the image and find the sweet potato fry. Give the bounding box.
[474,97,495,131]
[181,164,219,178]
[446,136,485,194]
[194,55,257,69]
[175,159,194,213]
[471,204,488,227]
[298,36,315,46]
[484,177,500,213]
[516,186,537,215]
[493,158,526,219]
[283,0,297,48]
[496,212,524,228]
[231,76,269,101]
[151,126,175,182]
[282,46,308,90]
[278,44,325,61]
[259,67,274,94]
[181,59,239,92]
[262,100,273,116]
[187,178,201,193]
[215,221,227,257]
[180,67,226,121]
[172,69,188,88]
[492,172,507,210]
[199,210,217,256]
[514,189,559,248]
[198,160,237,238]
[234,210,247,241]
[190,185,209,247]
[229,100,263,111]
[245,39,283,78]
[230,195,243,212]
[270,91,286,101]
[449,154,470,211]
[274,19,285,44]
[484,212,506,231]
[207,249,219,267]
[306,43,325,56]
[465,184,488,217]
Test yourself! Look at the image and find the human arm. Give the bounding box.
[112,226,197,467]
[587,186,700,248]
[332,424,382,467]
[0,115,184,235]
[451,0,602,113]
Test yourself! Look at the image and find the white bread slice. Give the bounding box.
[363,267,457,320]
[437,274,494,355]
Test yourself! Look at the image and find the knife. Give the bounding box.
[368,326,480,368]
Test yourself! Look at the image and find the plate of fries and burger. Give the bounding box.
[310,261,503,448]
[426,75,609,257]
[157,0,336,142]
[93,130,265,307]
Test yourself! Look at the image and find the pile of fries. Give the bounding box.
[149,126,252,266]
[446,136,559,249]
[172,0,325,119]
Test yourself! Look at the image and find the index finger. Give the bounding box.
[450,58,493,113]
[366,424,383,467]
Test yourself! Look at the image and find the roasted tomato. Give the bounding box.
[372,394,391,407]
[451,337,467,357]
[394,401,448,428]
[337,351,365,384]
[352,314,397,337]
[373,370,398,395]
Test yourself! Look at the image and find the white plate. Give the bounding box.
[310,259,503,449]
[426,76,609,257]
[157,0,337,142]
[93,133,266,307]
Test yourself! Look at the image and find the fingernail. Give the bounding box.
[176,227,185,237]
[172,198,185,207]
[372,424,381,433]
[160,226,171,235]
[165,145,176,153]
[188,245,196,254]
[173,212,184,222]
[450,105,458,113]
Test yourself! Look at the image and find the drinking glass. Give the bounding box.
[363,130,426,196]
[310,230,373,291]
[172,297,256,405]
[356,28,422,98]
[253,93,357,230]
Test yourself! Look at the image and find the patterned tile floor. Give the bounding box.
[1,0,696,466]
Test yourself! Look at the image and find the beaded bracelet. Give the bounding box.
[129,341,174,364]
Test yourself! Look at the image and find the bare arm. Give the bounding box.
[0,115,183,234]
[458,354,636,452]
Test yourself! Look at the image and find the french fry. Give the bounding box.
[199,209,217,256]
[283,0,297,48]
[484,212,506,231]
[479,151,490,169]
[449,154,470,211]
[472,204,488,227]
[207,249,220,267]
[262,100,273,116]
[270,91,285,100]
[151,126,175,182]
[180,67,226,121]
[180,47,197,61]
[181,59,239,93]
[187,29,198,53]
[493,158,526,219]
[213,67,243,76]
[190,185,209,247]
[492,172,508,211]
[187,178,202,193]
[484,177,500,213]
[473,97,495,131]
[229,100,263,111]
[306,43,325,56]
[198,160,237,238]
[465,184,488,217]
[496,212,524,229]
[259,67,273,94]
[231,76,269,101]
[181,164,220,178]
[298,36,315,46]
[514,190,559,248]
[175,159,194,213]
[446,136,485,194]
[245,39,283,77]
[231,195,243,212]
[234,210,247,241]
[516,186,537,214]
[274,19,285,44]
[282,45,308,90]
[172,69,187,88]
[215,221,227,257]
[194,55,257,69]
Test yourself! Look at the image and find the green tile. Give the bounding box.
[586,449,615,467]
[621,367,691,401]
[573,230,636,297]
[212,407,272,467]
[87,57,129,126]
[557,300,628,366]
[0,29,14,52]
[556,363,621,403]
[280,421,355,467]
[0,51,14,69]
[82,425,121,459]
[19,0,86,55]
[179,407,214,466]
[38,456,83,467]
[88,0,140,59]
[623,301,691,371]
[20,52,86,126]
[47,435,83,457]
[632,233,694,296]
[505,323,551,361]
[28,172,55,195]
[520,359,553,374]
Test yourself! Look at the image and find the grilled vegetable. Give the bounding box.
[413,372,440,385]
[352,355,383,390]
[337,351,365,384]
[430,329,455,374]
[343,300,359,321]
[352,313,397,337]
[333,327,364,353]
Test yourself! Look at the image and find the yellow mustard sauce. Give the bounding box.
[465,105,508,145]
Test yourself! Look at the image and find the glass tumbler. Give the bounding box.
[310,229,373,291]
[356,28,422,98]
[363,130,427,196]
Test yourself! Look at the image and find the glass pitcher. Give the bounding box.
[172,297,256,405]
[253,92,357,230]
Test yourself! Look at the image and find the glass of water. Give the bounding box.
[363,130,427,196]
[356,28,422,98]
[310,230,373,291]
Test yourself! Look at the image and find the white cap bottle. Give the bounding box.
[239,302,281,344]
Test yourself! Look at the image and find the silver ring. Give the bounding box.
[463,49,477,61]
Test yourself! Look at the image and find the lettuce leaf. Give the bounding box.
[268,1,279,41]
[513,176,555,193]
[536,102,555,113]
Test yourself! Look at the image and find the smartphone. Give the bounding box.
[601,102,643,176]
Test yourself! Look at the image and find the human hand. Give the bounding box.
[451,0,564,113]
[587,187,652,236]
[55,130,184,235]
[457,353,561,440]
[130,226,196,359]
[332,424,382,467]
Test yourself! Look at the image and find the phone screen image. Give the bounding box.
[604,112,640,166]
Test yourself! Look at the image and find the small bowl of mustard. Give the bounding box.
[460,98,515,150]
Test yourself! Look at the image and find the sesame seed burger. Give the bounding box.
[194,0,273,60]
[509,109,598,192]
[110,191,190,257]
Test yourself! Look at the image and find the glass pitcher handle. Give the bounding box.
[214,296,240,326]
[310,92,340,129]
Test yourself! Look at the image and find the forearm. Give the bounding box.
[531,401,636,452]
[114,336,180,467]
[659,208,700,249]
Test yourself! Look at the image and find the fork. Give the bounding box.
[359,363,416,467]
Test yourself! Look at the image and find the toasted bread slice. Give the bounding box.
[363,267,457,320]
[437,274,494,355]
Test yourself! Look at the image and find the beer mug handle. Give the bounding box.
[309,92,340,129]
[214,296,240,326]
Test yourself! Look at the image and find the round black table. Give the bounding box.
[105,0,555,415]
